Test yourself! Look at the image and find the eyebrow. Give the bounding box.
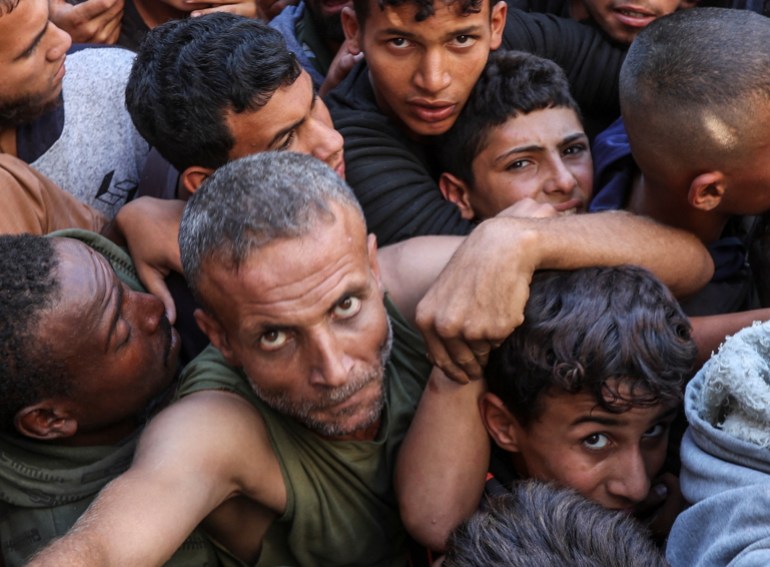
[378,25,482,42]
[570,406,679,428]
[560,132,589,146]
[15,22,48,61]
[104,280,124,352]
[243,280,371,337]
[268,91,317,149]
[494,131,588,164]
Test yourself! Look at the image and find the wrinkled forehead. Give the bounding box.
[198,203,372,316]
[50,238,115,311]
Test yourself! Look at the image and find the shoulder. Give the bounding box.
[65,46,136,84]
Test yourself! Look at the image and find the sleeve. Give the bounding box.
[0,155,107,235]
[502,8,624,128]
[333,110,473,245]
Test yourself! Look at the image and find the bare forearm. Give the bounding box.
[488,211,714,297]
[378,236,462,325]
[690,308,770,368]
[395,369,489,551]
[415,210,713,383]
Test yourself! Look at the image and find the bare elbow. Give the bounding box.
[400,505,458,553]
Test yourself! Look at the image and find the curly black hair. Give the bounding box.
[0,234,68,433]
[485,266,696,426]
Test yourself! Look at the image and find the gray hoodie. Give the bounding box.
[667,320,770,567]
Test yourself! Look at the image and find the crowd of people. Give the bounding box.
[1,0,770,564]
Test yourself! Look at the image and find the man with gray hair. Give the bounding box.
[444,481,667,567]
[32,152,713,565]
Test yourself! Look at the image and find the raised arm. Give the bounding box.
[28,391,281,567]
[111,197,185,323]
[414,211,714,382]
[395,368,489,552]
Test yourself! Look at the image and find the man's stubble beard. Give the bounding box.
[0,91,62,130]
[250,317,394,438]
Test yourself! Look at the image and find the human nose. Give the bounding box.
[134,292,166,335]
[47,22,73,62]
[606,449,652,505]
[308,327,353,388]
[413,49,451,94]
[543,157,579,196]
[310,118,344,169]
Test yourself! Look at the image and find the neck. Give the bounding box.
[0,127,17,156]
[132,0,187,28]
[58,418,139,448]
[322,417,382,442]
[628,172,729,244]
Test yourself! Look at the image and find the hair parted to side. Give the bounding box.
[438,50,581,188]
[0,0,20,15]
[353,0,485,24]
[620,8,770,155]
[485,266,695,427]
[443,481,667,567]
[125,13,301,172]
[0,235,68,433]
[179,152,364,304]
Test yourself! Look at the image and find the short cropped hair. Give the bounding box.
[353,0,484,24]
[443,481,667,567]
[620,8,770,159]
[179,152,364,306]
[125,14,301,172]
[485,266,695,427]
[0,0,20,15]
[0,235,68,433]
[438,50,581,188]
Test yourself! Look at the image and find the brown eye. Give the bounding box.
[259,329,288,351]
[333,296,361,319]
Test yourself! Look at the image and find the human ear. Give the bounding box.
[180,166,215,198]
[688,171,726,212]
[479,392,522,453]
[439,173,477,220]
[366,233,385,294]
[488,1,508,51]
[341,7,363,54]
[15,404,78,441]
[194,308,239,366]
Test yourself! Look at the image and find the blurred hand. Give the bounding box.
[49,0,124,44]
[319,39,364,96]
[190,0,296,19]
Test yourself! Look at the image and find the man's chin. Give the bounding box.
[0,92,63,130]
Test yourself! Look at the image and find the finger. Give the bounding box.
[70,0,123,21]
[444,337,485,381]
[190,0,260,17]
[93,6,123,43]
[467,339,495,367]
[190,3,256,17]
[139,266,178,325]
[421,330,470,384]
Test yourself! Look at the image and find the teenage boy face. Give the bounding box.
[482,381,679,513]
[342,0,507,138]
[570,0,680,45]
[441,107,593,220]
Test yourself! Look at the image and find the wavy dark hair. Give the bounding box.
[485,266,695,426]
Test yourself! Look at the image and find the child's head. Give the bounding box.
[482,266,695,512]
[438,50,593,221]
